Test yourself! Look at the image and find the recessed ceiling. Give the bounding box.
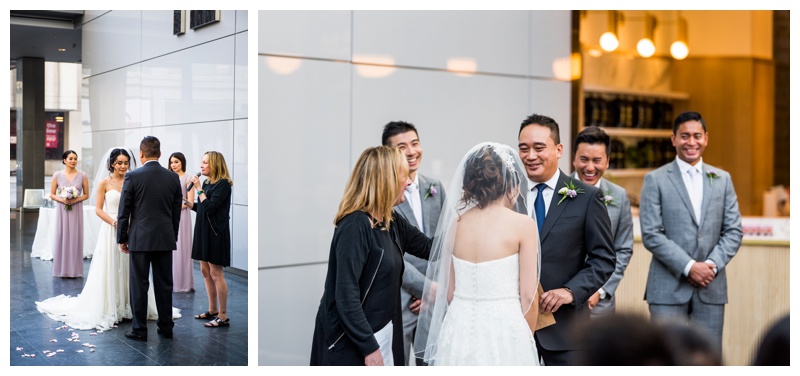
[9,10,84,68]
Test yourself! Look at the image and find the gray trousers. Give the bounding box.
[648,292,725,351]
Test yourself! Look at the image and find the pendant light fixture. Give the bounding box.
[599,10,623,52]
[636,13,657,58]
[670,15,689,60]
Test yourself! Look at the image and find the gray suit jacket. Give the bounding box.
[395,174,446,298]
[597,178,634,299]
[640,161,743,305]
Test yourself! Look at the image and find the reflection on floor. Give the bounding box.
[9,210,248,366]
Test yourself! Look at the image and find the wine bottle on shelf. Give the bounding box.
[634,97,646,128]
[643,98,653,129]
[651,99,664,129]
[625,96,635,128]
[663,101,674,130]
[637,138,655,168]
[585,94,598,127]
[610,96,622,128]
[598,95,608,128]
[610,138,625,169]
[652,138,663,167]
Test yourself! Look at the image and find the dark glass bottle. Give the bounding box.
[663,101,674,130]
[587,94,599,127]
[651,99,664,129]
[610,96,622,128]
[610,138,626,169]
[598,95,608,128]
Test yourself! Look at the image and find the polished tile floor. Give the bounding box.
[9,210,248,366]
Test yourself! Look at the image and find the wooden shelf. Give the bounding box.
[605,168,652,178]
[584,85,690,101]
[599,127,673,138]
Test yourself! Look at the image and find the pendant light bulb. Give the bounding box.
[637,13,657,58]
[600,32,620,52]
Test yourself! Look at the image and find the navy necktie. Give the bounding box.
[534,183,546,234]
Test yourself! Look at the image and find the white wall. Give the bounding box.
[81,10,248,271]
[259,10,573,365]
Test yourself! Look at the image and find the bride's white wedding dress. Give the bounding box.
[433,253,539,366]
[36,190,181,331]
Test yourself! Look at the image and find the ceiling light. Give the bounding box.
[670,16,689,60]
[636,13,657,58]
[599,10,623,52]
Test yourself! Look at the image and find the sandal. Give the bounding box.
[205,317,230,328]
[194,311,218,320]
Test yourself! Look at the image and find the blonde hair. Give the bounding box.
[205,151,234,186]
[334,146,407,229]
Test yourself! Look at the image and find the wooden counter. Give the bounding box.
[614,239,790,366]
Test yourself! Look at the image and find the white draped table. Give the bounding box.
[30,205,103,260]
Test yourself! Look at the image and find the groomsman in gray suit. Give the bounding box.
[640,111,743,352]
[382,121,446,366]
[571,127,633,317]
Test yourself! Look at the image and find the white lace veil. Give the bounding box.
[89,146,139,208]
[413,142,541,364]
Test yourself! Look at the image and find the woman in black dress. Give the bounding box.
[310,146,432,366]
[186,151,233,328]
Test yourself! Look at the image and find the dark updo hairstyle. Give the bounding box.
[169,152,187,172]
[461,145,520,209]
[107,148,131,173]
[62,150,77,164]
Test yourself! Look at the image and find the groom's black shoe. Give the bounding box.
[124,331,147,342]
[157,328,173,339]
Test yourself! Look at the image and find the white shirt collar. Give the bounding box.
[144,160,159,165]
[407,173,420,192]
[675,157,703,175]
[527,169,562,191]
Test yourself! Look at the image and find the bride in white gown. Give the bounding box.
[36,147,181,331]
[415,142,541,366]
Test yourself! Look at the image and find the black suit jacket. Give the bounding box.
[117,160,182,252]
[535,170,615,351]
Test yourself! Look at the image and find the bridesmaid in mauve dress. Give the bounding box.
[170,152,195,292]
[49,150,90,278]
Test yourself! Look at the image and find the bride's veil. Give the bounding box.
[413,142,541,364]
[89,146,139,207]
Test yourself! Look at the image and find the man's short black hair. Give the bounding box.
[673,111,707,134]
[140,136,161,158]
[381,121,419,146]
[519,113,560,145]
[574,126,610,156]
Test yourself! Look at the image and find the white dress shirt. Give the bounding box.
[525,169,562,218]
[674,158,717,276]
[676,157,704,223]
[404,174,424,231]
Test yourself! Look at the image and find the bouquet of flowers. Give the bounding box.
[58,186,80,211]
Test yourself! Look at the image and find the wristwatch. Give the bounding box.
[196,190,204,195]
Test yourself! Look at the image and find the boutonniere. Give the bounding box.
[706,170,720,186]
[424,183,438,200]
[602,189,618,207]
[557,179,584,205]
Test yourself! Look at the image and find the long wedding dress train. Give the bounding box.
[36,190,181,331]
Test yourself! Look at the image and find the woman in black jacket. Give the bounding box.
[187,151,233,328]
[310,146,432,366]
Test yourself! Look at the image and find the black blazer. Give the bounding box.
[117,160,182,252]
[535,170,615,351]
[310,211,431,365]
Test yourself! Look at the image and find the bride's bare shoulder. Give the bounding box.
[507,210,536,229]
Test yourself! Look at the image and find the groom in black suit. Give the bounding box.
[517,114,615,365]
[117,136,182,341]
